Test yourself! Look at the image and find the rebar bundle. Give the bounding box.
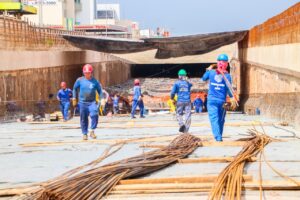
[22,133,200,200]
[209,130,272,200]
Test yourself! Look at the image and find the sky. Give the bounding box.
[99,0,299,36]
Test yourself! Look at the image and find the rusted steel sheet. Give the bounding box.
[242,2,300,48]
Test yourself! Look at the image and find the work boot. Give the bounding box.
[179,125,186,133]
[140,115,145,118]
[82,134,88,140]
[131,116,136,119]
[89,130,97,139]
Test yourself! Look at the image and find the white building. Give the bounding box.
[75,1,120,25]
[23,0,75,27]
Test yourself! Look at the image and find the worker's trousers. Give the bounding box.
[113,105,119,114]
[207,100,226,141]
[176,102,192,133]
[195,106,202,113]
[131,100,144,117]
[60,101,70,120]
[79,101,99,135]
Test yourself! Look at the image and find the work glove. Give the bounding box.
[207,64,217,71]
[230,98,238,110]
[72,98,77,107]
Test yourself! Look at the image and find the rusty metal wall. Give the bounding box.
[241,2,300,48]
[237,2,300,127]
[0,60,131,119]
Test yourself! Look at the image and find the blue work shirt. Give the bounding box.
[202,70,233,102]
[57,88,72,102]
[170,80,192,103]
[133,86,142,101]
[193,98,203,107]
[113,97,119,106]
[73,77,102,103]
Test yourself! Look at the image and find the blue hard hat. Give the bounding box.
[217,54,229,61]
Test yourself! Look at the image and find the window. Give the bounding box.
[96,10,115,19]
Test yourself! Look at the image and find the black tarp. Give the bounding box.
[63,30,247,59]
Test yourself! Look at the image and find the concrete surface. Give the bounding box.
[0,112,300,199]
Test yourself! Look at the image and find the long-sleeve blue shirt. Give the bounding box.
[113,97,119,106]
[57,88,72,102]
[193,98,203,107]
[133,86,142,101]
[202,70,233,102]
[72,77,102,103]
[170,80,193,103]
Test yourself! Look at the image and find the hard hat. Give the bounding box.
[217,54,229,61]
[60,81,66,88]
[134,79,140,85]
[83,64,93,73]
[178,69,187,76]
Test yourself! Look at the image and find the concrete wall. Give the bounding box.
[235,2,300,128]
[0,50,131,118]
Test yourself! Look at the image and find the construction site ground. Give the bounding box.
[0,112,300,199]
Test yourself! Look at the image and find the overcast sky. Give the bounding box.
[99,0,299,36]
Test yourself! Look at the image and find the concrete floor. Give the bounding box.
[0,112,300,199]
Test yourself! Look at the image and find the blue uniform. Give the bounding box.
[170,80,193,133]
[113,96,119,114]
[202,70,233,141]
[171,80,192,103]
[193,98,203,113]
[73,77,102,135]
[131,86,144,117]
[57,88,72,120]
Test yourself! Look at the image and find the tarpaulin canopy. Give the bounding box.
[63,30,247,59]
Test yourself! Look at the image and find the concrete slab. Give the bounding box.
[0,113,299,199]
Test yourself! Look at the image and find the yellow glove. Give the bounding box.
[72,98,77,107]
[230,98,238,110]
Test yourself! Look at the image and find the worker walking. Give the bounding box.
[171,69,193,133]
[202,54,237,142]
[193,95,203,113]
[113,94,120,114]
[131,79,145,119]
[57,82,72,121]
[72,64,103,140]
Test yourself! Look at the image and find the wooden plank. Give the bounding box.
[140,141,248,149]
[119,175,253,185]
[113,180,300,192]
[19,135,180,147]
[20,138,247,148]
[98,122,273,129]
[178,157,257,163]
[0,186,40,197]
[110,188,210,194]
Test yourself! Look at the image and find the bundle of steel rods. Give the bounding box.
[209,130,272,200]
[22,133,200,200]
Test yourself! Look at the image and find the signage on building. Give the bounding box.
[23,0,57,6]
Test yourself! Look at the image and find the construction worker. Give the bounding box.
[113,94,119,114]
[97,89,109,116]
[193,95,203,113]
[72,64,103,140]
[202,54,237,142]
[131,79,145,119]
[170,69,193,133]
[56,82,72,121]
